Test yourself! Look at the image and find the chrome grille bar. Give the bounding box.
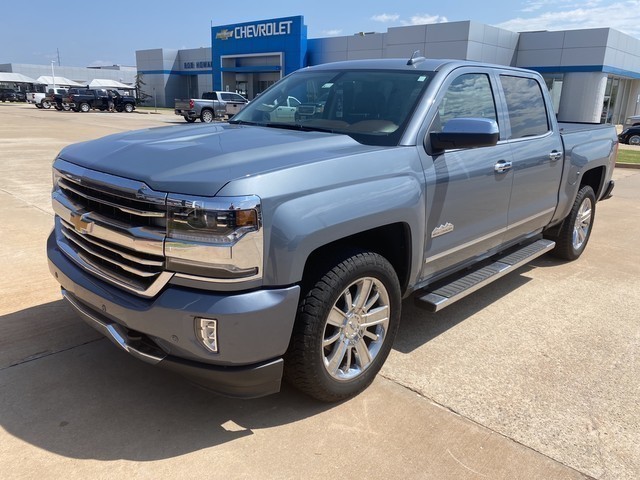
[53,158,171,297]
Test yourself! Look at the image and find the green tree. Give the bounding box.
[135,72,152,105]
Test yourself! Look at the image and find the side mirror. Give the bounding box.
[429,118,500,153]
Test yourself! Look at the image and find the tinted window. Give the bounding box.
[500,75,549,139]
[434,73,497,132]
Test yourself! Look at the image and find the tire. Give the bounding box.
[284,251,401,402]
[35,104,43,109]
[549,185,596,260]
[80,102,90,113]
[116,106,123,112]
[200,109,214,123]
[42,100,51,109]
[124,103,134,113]
[184,116,196,123]
[628,135,640,145]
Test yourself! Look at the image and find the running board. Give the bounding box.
[416,239,555,312]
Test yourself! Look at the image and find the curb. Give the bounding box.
[615,163,640,169]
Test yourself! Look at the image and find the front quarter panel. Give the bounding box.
[217,146,426,287]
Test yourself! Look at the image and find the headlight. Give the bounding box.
[165,194,263,281]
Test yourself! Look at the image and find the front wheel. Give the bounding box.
[284,251,401,402]
[549,185,596,260]
[79,102,90,113]
[124,103,134,113]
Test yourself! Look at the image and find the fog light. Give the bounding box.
[196,318,218,353]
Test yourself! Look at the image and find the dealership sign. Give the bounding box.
[216,20,294,41]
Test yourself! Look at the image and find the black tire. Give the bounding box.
[116,106,123,112]
[200,109,214,123]
[184,116,196,123]
[124,103,134,113]
[80,102,90,113]
[42,100,51,109]
[35,104,43,109]
[549,185,596,260]
[284,251,401,402]
[628,135,640,145]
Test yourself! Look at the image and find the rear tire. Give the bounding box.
[284,251,401,402]
[80,102,90,113]
[549,185,596,260]
[35,104,43,109]
[200,109,214,123]
[42,100,51,109]
[124,103,134,113]
[184,116,196,123]
[628,135,640,145]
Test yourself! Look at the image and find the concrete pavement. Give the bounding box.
[1,102,638,479]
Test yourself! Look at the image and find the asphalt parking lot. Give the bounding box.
[1,102,638,479]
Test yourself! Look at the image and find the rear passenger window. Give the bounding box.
[500,75,549,139]
[434,73,497,132]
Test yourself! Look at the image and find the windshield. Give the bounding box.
[230,69,433,146]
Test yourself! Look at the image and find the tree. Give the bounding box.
[134,72,153,105]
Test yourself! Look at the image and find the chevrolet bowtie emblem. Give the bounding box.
[216,29,233,40]
[70,213,92,234]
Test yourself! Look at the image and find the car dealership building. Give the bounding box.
[138,15,640,124]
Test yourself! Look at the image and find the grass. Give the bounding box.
[617,149,640,164]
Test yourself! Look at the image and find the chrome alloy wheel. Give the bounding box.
[572,196,593,250]
[322,277,390,381]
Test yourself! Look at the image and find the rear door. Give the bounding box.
[497,74,564,241]
[419,68,514,279]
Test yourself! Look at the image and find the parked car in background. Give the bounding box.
[66,88,109,112]
[618,126,640,144]
[29,88,69,109]
[623,115,640,128]
[0,88,25,102]
[108,90,136,113]
[175,91,248,123]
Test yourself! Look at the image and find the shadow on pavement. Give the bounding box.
[0,302,334,462]
[394,268,534,354]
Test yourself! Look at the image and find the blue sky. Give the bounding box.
[2,0,639,67]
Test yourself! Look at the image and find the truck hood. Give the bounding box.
[58,123,383,196]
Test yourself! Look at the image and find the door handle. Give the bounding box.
[494,160,512,174]
[549,151,563,162]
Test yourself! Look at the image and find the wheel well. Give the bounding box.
[579,167,605,199]
[301,223,412,295]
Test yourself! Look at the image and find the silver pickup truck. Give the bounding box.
[175,91,248,123]
[47,57,616,401]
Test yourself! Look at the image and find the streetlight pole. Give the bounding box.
[51,61,56,91]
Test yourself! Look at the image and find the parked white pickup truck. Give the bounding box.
[27,88,68,109]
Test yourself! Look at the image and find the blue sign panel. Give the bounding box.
[211,16,307,91]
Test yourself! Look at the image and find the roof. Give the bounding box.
[0,72,41,83]
[36,76,85,87]
[88,78,134,89]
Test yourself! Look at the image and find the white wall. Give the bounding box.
[557,72,608,123]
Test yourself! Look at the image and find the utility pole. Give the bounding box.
[57,48,61,66]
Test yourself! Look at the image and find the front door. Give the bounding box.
[419,70,514,279]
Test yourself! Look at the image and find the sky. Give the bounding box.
[2,0,640,68]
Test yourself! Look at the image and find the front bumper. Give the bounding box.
[47,231,300,398]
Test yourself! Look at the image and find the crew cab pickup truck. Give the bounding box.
[66,88,109,112]
[175,91,248,123]
[47,58,616,402]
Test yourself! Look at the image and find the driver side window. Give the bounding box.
[433,73,497,132]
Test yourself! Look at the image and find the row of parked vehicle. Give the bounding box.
[27,88,136,113]
[0,88,27,102]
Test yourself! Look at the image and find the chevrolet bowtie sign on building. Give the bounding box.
[211,16,307,96]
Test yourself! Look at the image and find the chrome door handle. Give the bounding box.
[549,151,563,161]
[494,160,512,174]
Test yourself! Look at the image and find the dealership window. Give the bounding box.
[602,75,633,124]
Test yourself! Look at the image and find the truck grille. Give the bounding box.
[52,159,173,297]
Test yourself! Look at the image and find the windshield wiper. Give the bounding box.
[228,119,258,126]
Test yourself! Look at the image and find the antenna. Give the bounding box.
[407,50,426,66]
